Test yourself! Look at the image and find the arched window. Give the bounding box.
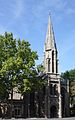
[48,58,50,72]
[56,59,58,73]
[50,84,53,95]
[56,51,58,73]
[52,51,54,73]
[54,84,58,95]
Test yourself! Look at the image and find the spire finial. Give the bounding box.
[49,11,51,16]
[48,11,51,23]
[49,11,51,18]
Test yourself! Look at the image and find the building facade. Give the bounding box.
[0,15,70,118]
[43,15,70,118]
[43,14,62,118]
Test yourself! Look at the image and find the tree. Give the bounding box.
[0,32,39,117]
[61,69,75,115]
[61,71,70,80]
[0,32,47,117]
[68,69,75,105]
[0,32,17,100]
[0,32,39,95]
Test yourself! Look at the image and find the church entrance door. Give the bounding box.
[50,105,58,118]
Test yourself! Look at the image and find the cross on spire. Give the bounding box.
[49,11,51,17]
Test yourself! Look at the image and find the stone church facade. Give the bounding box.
[43,15,70,118]
[0,15,70,118]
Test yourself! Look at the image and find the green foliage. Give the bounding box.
[69,69,75,81]
[0,32,39,100]
[0,32,47,102]
[37,64,44,73]
[61,69,75,105]
[61,71,70,80]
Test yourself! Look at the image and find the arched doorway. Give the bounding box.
[50,105,58,118]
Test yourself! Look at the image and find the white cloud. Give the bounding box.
[32,0,66,15]
[0,0,24,21]
[43,0,66,11]
[32,0,75,22]
[3,0,24,28]
[13,0,24,19]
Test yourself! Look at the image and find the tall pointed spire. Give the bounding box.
[45,13,56,50]
[44,14,58,74]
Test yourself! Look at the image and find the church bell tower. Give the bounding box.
[44,14,62,118]
[44,14,58,74]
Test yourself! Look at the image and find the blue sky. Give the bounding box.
[0,0,75,72]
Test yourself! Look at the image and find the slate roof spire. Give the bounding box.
[45,13,57,50]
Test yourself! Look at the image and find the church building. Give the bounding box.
[0,15,70,118]
[43,14,70,118]
[43,14,62,118]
